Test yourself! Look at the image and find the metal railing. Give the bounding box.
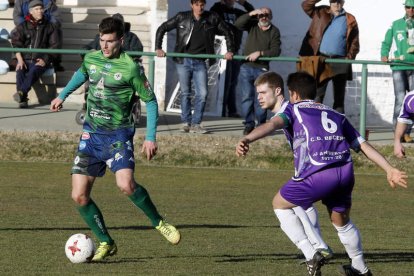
[0,47,410,138]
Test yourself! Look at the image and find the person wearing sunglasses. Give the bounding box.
[299,0,359,116]
[234,7,281,135]
[381,0,414,144]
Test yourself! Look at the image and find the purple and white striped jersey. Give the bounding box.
[397,91,414,124]
[277,100,365,180]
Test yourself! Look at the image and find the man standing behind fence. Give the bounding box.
[235,6,281,135]
[381,0,414,143]
[210,0,254,118]
[299,0,359,114]
[155,0,234,134]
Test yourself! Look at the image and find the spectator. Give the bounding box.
[210,0,254,118]
[155,0,235,134]
[13,0,63,71]
[83,13,144,63]
[234,6,281,135]
[381,0,414,143]
[11,0,59,108]
[299,0,359,114]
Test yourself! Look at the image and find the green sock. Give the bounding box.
[77,199,114,244]
[128,185,162,227]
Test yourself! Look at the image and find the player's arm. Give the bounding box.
[360,142,408,189]
[394,122,408,158]
[236,115,285,157]
[50,69,88,112]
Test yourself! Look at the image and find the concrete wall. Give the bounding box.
[156,0,405,127]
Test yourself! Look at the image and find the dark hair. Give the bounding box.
[191,0,206,4]
[254,71,284,96]
[287,71,316,100]
[99,17,124,39]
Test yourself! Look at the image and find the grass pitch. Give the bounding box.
[0,162,413,275]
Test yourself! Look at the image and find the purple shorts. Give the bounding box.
[280,162,354,213]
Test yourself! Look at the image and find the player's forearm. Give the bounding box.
[145,99,158,142]
[394,122,407,143]
[245,119,281,143]
[58,70,88,101]
[360,142,394,172]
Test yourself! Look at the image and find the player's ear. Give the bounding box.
[274,87,282,96]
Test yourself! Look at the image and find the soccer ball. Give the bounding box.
[65,233,95,263]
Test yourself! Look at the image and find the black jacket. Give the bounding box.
[210,1,254,52]
[155,10,235,64]
[11,15,59,65]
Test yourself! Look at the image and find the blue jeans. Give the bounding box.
[175,58,208,125]
[238,64,267,128]
[392,70,414,134]
[16,61,47,96]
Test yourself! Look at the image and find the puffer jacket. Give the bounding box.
[11,15,59,65]
[155,10,235,64]
[299,0,359,60]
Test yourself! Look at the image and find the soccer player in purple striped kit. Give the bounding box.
[236,71,408,276]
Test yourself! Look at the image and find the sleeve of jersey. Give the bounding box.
[58,69,88,101]
[397,94,414,125]
[145,99,158,142]
[342,118,364,153]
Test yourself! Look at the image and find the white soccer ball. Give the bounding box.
[65,233,95,263]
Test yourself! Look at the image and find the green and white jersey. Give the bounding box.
[81,50,156,132]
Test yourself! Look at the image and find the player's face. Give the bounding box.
[29,6,44,21]
[99,33,123,58]
[256,83,278,110]
[191,1,205,18]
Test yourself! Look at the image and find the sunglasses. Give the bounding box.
[406,6,414,9]
[258,13,269,19]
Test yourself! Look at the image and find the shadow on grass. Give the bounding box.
[0,223,276,231]
[84,251,414,265]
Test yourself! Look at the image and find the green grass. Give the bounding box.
[0,162,413,275]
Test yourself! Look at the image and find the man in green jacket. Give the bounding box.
[381,0,414,143]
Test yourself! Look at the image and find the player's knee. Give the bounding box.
[117,180,135,196]
[71,192,89,206]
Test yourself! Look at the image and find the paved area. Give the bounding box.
[0,102,395,144]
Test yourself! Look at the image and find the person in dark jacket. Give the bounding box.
[13,0,63,71]
[155,0,235,134]
[210,0,254,118]
[235,6,281,135]
[11,0,59,108]
[299,0,359,114]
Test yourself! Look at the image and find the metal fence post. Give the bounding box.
[148,55,155,90]
[359,64,368,138]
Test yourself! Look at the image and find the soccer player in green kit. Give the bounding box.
[50,17,180,261]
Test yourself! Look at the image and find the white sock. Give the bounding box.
[303,206,329,250]
[275,208,316,260]
[334,221,369,274]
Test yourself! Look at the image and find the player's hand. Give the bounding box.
[156,49,166,58]
[141,140,158,161]
[386,168,408,189]
[236,139,250,157]
[394,142,406,159]
[50,97,63,112]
